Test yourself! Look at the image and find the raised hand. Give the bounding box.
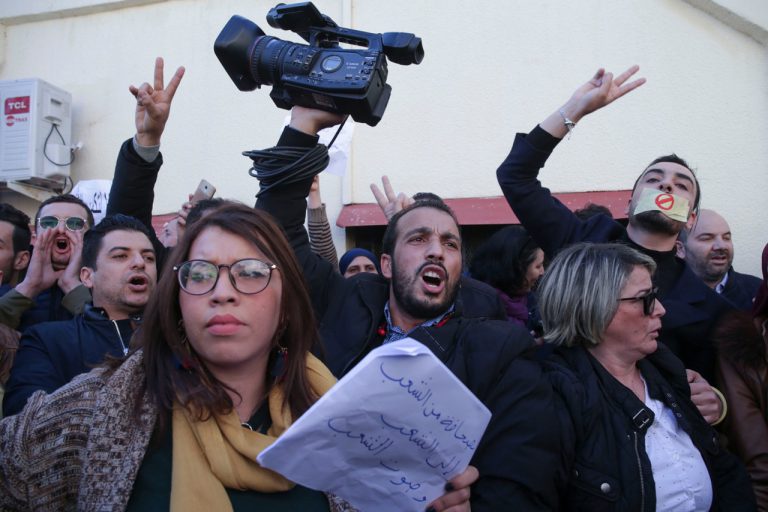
[289,106,346,137]
[370,175,414,221]
[130,57,185,147]
[59,229,84,294]
[567,65,646,120]
[15,229,63,299]
[540,65,646,138]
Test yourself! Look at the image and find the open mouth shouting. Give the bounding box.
[53,236,70,254]
[420,264,447,295]
[127,274,150,293]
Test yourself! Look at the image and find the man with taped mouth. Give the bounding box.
[0,195,94,332]
[3,214,157,416]
[496,65,733,423]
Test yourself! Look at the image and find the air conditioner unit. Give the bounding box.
[0,78,72,182]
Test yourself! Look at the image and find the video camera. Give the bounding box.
[214,2,424,126]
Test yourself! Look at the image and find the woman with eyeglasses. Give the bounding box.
[0,203,475,511]
[538,242,755,511]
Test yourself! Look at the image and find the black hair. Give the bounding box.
[187,198,230,227]
[412,192,444,203]
[82,214,154,269]
[633,154,701,212]
[35,194,95,228]
[381,199,460,256]
[469,226,541,296]
[0,203,31,254]
[574,203,613,221]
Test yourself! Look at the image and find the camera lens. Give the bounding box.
[250,36,290,86]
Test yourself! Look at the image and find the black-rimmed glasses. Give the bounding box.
[37,216,87,231]
[618,287,659,316]
[174,259,277,295]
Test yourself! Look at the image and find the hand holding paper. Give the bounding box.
[257,339,491,512]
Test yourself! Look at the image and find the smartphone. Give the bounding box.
[191,179,216,202]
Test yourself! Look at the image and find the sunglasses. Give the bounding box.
[37,216,88,231]
[174,259,277,295]
[618,287,659,316]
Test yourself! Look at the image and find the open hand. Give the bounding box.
[15,229,63,299]
[59,229,84,293]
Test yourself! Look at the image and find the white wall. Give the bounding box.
[1,0,766,274]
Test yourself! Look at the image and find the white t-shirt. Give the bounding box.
[643,378,713,511]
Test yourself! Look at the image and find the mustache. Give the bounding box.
[416,261,448,276]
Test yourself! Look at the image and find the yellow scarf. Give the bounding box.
[170,353,337,512]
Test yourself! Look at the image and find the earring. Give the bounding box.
[175,319,196,371]
[270,343,288,380]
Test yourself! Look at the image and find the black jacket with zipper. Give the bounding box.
[254,126,562,511]
[545,344,756,511]
[2,304,137,416]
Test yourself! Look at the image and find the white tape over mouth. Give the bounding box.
[633,189,690,222]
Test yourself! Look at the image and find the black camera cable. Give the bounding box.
[245,118,347,198]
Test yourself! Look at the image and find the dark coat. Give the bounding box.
[2,305,135,416]
[254,126,562,511]
[496,126,733,381]
[721,268,761,312]
[714,311,768,509]
[0,283,74,333]
[107,139,169,272]
[545,344,756,511]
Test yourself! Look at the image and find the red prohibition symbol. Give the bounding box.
[655,194,675,211]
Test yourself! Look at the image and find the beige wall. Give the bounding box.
[1,0,766,274]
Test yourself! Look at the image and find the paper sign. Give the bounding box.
[71,179,112,224]
[257,338,491,512]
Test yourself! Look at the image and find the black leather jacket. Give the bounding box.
[545,344,756,511]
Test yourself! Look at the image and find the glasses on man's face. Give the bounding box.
[37,216,87,232]
[618,287,659,316]
[174,259,277,295]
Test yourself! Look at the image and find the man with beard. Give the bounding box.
[2,214,156,416]
[496,66,731,417]
[0,195,94,331]
[0,204,31,287]
[253,107,561,511]
[677,209,761,311]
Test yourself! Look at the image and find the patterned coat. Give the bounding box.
[0,352,353,511]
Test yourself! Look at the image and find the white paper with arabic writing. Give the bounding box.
[257,338,491,512]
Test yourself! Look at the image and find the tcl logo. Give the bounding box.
[5,97,30,115]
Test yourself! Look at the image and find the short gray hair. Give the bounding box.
[538,243,656,347]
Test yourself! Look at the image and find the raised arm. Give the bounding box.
[107,57,184,233]
[307,176,339,267]
[496,66,644,256]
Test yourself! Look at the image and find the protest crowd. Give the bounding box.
[0,23,766,512]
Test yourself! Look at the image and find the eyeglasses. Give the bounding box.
[174,259,277,295]
[618,287,659,316]
[37,216,87,231]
